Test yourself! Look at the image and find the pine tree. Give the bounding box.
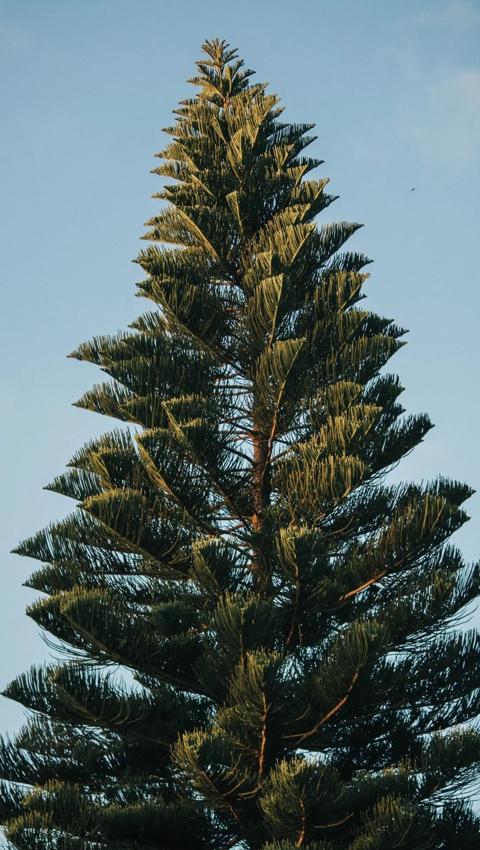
[2,38,480,850]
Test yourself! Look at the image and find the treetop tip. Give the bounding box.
[200,38,238,66]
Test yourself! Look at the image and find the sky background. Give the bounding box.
[0,0,479,737]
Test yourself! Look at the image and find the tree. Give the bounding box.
[1,38,480,850]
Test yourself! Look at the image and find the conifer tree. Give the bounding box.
[2,39,480,849]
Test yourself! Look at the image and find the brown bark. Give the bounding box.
[251,430,272,592]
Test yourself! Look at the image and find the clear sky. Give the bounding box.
[1,0,479,734]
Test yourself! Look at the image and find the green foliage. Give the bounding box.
[2,37,479,849]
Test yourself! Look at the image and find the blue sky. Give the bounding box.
[1,0,479,732]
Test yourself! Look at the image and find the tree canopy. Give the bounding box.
[1,38,480,850]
